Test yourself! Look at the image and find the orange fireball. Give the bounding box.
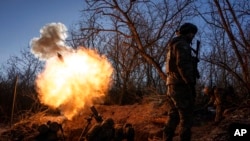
[35,47,113,119]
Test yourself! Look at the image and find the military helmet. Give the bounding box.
[179,23,198,35]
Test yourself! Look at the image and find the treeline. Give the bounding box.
[0,49,45,123]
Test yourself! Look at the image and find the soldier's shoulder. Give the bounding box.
[171,37,188,47]
[170,37,182,44]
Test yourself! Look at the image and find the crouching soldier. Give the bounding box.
[35,121,62,141]
[86,118,135,141]
[86,118,115,141]
[203,86,237,124]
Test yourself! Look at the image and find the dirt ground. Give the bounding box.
[1,95,250,141]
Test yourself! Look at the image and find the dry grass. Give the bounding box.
[1,94,250,141]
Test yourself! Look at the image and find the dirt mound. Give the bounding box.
[1,96,250,141]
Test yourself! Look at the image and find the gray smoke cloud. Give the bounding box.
[30,22,71,60]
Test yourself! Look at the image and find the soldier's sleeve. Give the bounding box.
[207,96,214,105]
[175,42,195,84]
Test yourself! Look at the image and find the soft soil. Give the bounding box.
[1,95,250,141]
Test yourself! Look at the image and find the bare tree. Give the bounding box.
[70,0,196,103]
[196,0,250,95]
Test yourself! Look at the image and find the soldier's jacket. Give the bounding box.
[203,86,237,108]
[214,88,226,105]
[86,119,135,141]
[166,35,197,85]
[86,118,115,141]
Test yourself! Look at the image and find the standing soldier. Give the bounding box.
[164,23,199,141]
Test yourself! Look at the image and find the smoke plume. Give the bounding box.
[30,22,71,60]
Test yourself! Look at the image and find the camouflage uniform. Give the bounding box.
[35,121,61,141]
[86,118,135,141]
[86,118,115,141]
[214,88,226,123]
[164,23,198,141]
[203,86,236,124]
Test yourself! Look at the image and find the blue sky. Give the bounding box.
[0,0,84,65]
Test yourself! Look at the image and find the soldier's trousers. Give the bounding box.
[164,84,195,141]
[215,104,225,123]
